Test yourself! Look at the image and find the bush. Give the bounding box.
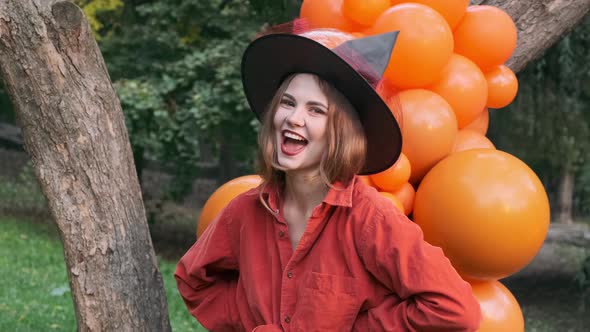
[0,163,48,218]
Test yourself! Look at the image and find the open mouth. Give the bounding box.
[281,130,308,156]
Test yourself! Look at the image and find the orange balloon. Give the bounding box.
[396,89,458,184]
[389,0,469,29]
[371,3,454,88]
[300,0,361,31]
[379,192,405,214]
[342,0,391,26]
[429,53,488,128]
[376,79,400,106]
[463,108,489,135]
[370,153,411,191]
[197,175,262,237]
[391,182,415,215]
[358,175,376,187]
[471,281,524,332]
[414,149,550,280]
[452,129,495,153]
[300,29,355,48]
[454,5,517,70]
[485,65,519,109]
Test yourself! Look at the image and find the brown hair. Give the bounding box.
[256,73,367,208]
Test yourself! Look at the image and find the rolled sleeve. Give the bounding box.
[358,206,482,331]
[175,203,243,331]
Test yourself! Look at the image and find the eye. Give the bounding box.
[310,107,326,115]
[280,99,295,107]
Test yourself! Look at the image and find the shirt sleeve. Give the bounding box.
[358,205,482,332]
[174,202,242,331]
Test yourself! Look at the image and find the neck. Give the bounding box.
[283,170,329,213]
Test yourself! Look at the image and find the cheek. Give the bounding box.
[273,108,288,126]
[311,119,329,141]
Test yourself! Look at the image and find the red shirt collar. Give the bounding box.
[259,176,357,213]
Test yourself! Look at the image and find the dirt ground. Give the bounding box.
[502,242,588,331]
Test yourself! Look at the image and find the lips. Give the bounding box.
[281,130,308,156]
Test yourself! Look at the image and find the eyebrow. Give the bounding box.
[283,93,328,109]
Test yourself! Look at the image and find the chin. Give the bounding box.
[277,156,301,171]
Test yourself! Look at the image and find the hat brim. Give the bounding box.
[241,34,402,175]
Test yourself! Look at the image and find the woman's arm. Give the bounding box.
[357,206,482,332]
[175,203,243,331]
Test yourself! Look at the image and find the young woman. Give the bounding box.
[175,27,482,332]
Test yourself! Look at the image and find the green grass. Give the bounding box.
[0,217,207,331]
[2,216,587,331]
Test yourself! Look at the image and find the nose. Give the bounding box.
[286,106,305,127]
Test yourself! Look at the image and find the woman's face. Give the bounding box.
[273,74,329,174]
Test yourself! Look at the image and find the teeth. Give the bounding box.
[284,131,306,141]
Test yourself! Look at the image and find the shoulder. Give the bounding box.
[225,186,261,208]
[208,185,264,228]
[221,186,265,218]
[350,178,405,221]
[349,178,419,245]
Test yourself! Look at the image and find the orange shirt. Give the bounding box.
[175,176,481,331]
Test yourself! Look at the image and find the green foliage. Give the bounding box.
[0,164,47,216]
[99,0,293,198]
[575,163,590,217]
[0,80,15,124]
[577,255,590,291]
[248,0,302,22]
[1,0,302,200]
[488,17,590,217]
[575,250,590,308]
[0,217,207,331]
[73,0,124,40]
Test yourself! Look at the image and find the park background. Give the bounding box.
[0,0,588,331]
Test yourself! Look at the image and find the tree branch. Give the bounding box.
[470,0,590,73]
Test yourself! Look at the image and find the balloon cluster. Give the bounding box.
[197,1,549,331]
[300,1,547,330]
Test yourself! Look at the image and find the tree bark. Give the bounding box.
[556,170,575,224]
[471,0,590,73]
[0,1,171,331]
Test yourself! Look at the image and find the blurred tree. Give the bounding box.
[489,17,590,224]
[97,0,302,198]
[0,80,15,124]
[73,0,124,39]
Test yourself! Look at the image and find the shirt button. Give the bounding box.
[278,230,285,238]
[284,316,290,323]
[287,271,293,279]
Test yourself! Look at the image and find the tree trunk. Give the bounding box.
[0,1,171,331]
[556,169,575,224]
[472,0,590,73]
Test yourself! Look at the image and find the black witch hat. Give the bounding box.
[241,24,402,175]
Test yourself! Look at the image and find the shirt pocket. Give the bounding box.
[291,272,361,332]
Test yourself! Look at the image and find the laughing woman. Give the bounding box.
[175,26,481,332]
